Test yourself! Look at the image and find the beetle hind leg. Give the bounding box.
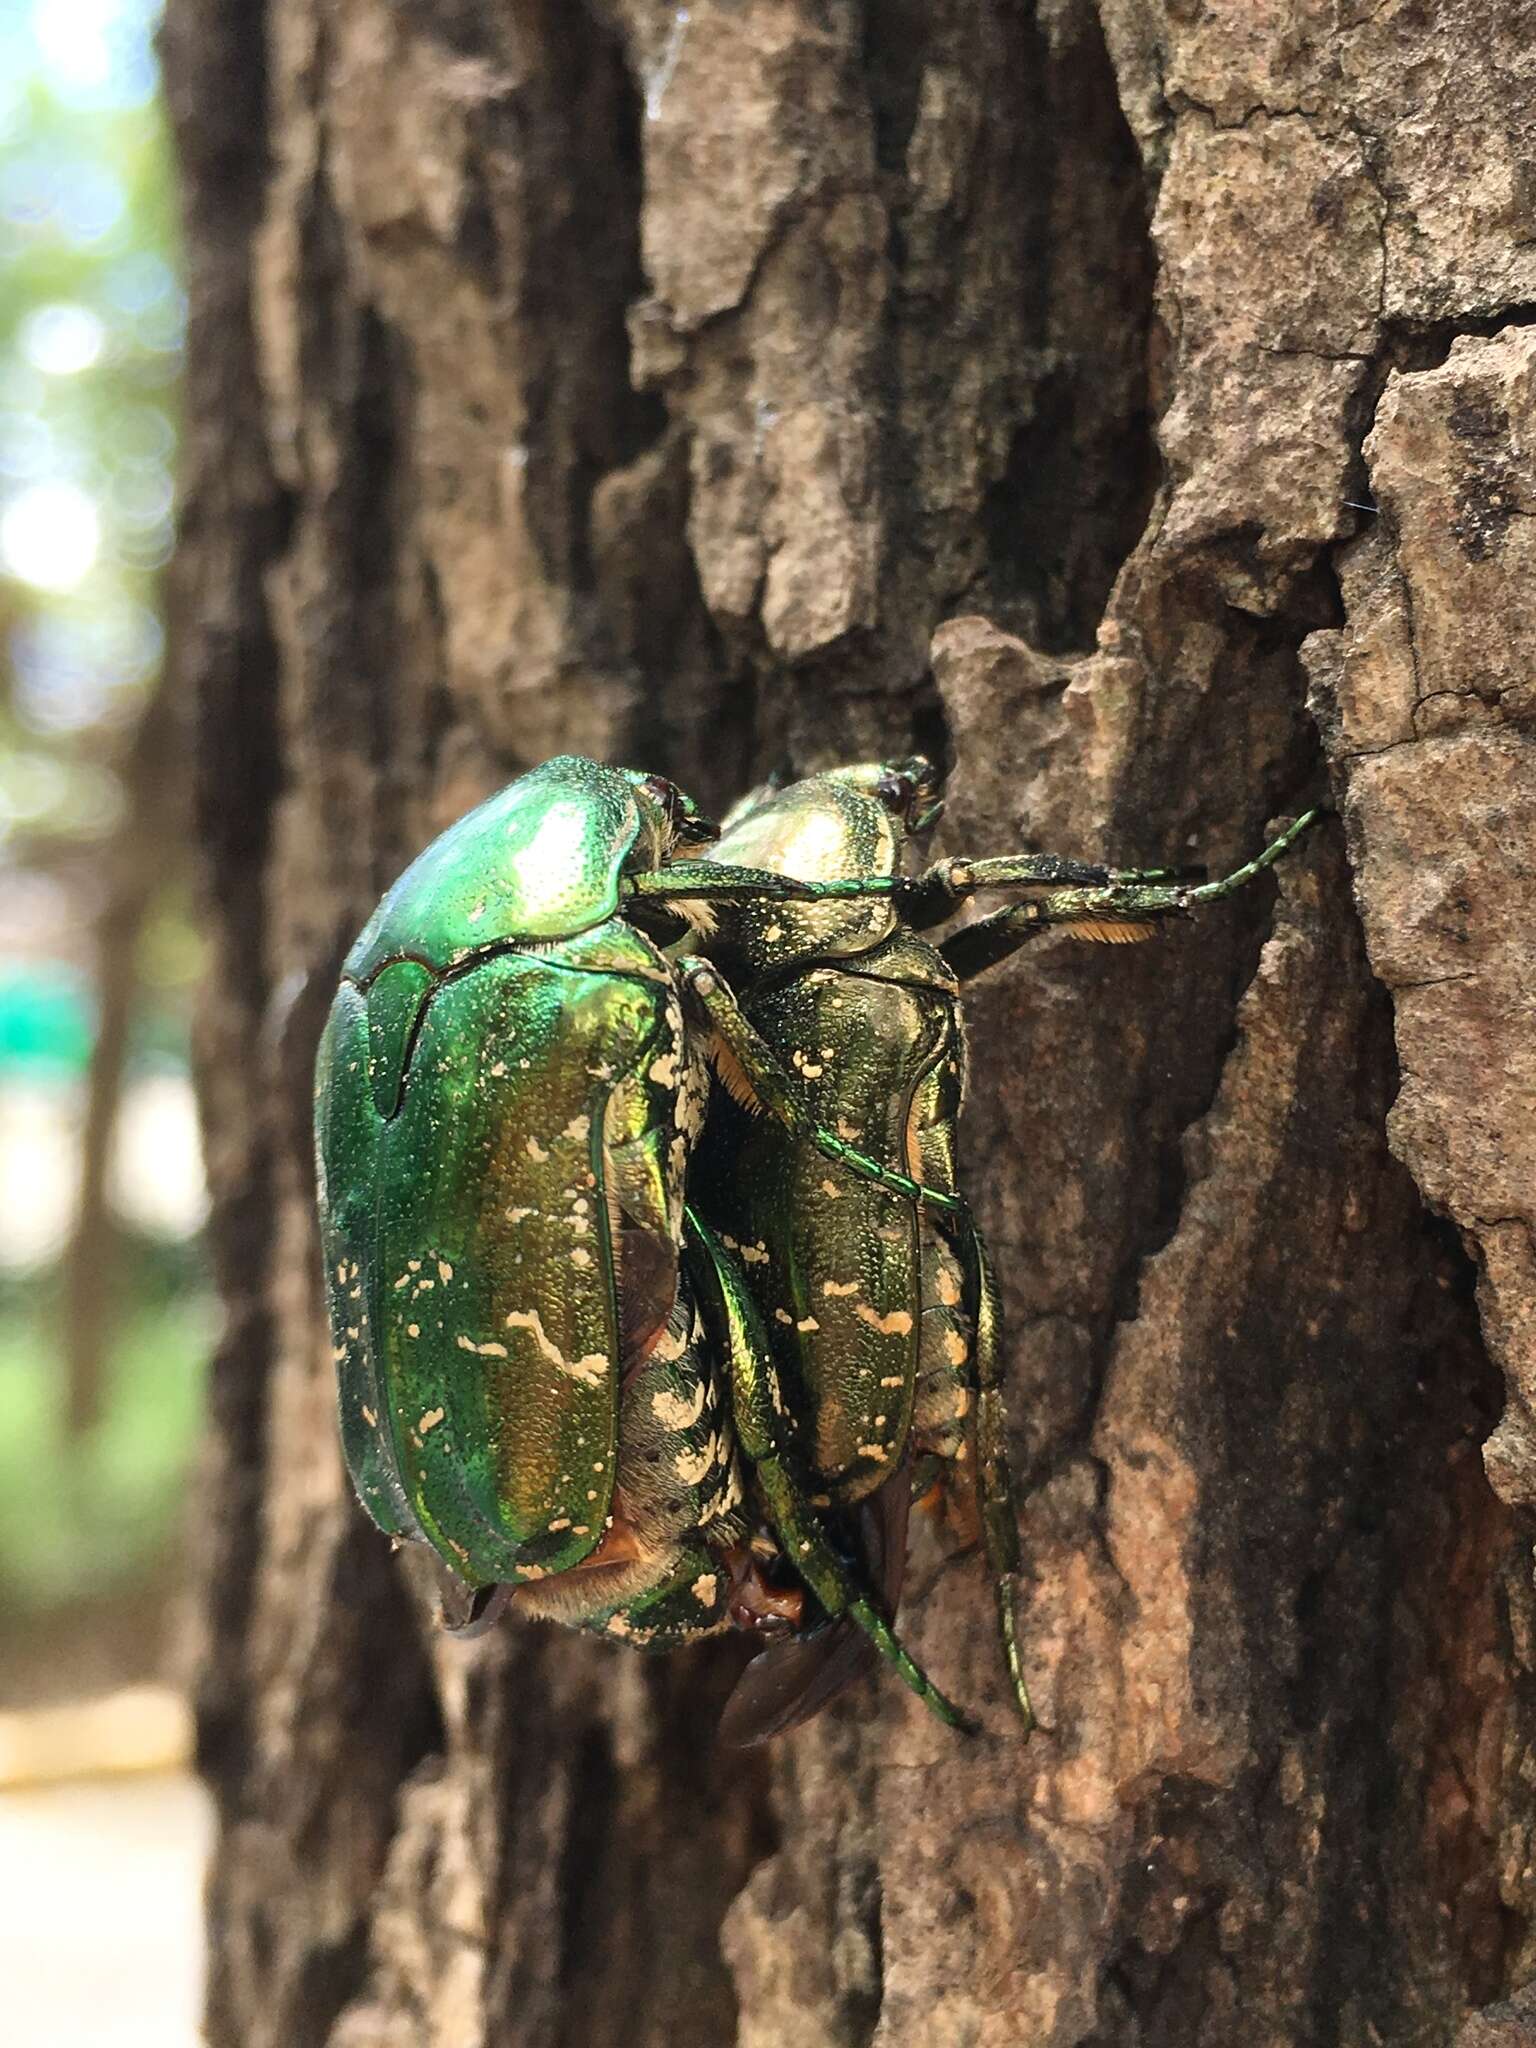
[968,1230,1034,1733]
[912,1230,1034,1733]
[685,1208,974,1736]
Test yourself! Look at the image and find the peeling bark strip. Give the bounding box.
[165,1,1535,2043]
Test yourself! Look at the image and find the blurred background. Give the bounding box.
[1,2,209,2040]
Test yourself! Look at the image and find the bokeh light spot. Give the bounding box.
[1,480,101,591]
[21,303,106,376]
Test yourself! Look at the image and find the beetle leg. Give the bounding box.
[901,851,1117,926]
[685,1209,975,1736]
[439,1580,516,1639]
[906,809,1318,934]
[940,810,1320,982]
[678,959,966,1217]
[965,1227,1035,1733]
[628,861,901,907]
[633,854,1189,925]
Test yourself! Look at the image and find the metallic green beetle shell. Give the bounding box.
[316,755,705,1595]
[318,918,693,1587]
[699,769,967,1507]
[345,756,666,988]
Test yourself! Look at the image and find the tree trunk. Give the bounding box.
[162,3,1536,2042]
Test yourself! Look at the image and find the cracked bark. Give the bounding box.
[164,1,1536,2042]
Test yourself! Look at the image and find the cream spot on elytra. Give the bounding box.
[673,1439,716,1486]
[503,1309,607,1385]
[856,1305,914,1337]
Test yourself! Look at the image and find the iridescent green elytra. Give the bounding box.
[316,757,724,1598]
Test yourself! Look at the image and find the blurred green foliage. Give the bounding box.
[0,5,206,1645]
[0,1258,209,1614]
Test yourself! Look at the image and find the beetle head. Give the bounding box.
[835,756,946,834]
[633,772,719,857]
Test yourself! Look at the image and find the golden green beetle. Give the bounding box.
[685,758,1316,1740]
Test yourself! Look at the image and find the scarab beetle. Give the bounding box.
[316,754,983,1716]
[317,750,1314,1735]
[683,759,1316,1739]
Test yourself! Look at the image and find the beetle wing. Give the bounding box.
[324,935,687,1589]
[718,1473,911,1745]
[373,950,671,1580]
[317,982,423,1544]
[705,969,947,1501]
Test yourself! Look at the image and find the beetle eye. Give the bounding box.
[640,774,682,824]
[875,771,916,815]
[640,773,716,847]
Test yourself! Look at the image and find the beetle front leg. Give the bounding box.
[631,855,1191,923]
[901,851,1210,929]
[628,861,903,909]
[905,810,1317,933]
[940,809,1320,981]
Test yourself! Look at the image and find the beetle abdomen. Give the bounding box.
[701,965,956,1502]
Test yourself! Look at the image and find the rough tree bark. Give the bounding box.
[162,2,1536,2043]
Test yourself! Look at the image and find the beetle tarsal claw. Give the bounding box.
[439,1582,514,1638]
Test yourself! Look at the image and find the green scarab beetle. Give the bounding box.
[316,756,727,1622]
[315,754,985,1711]
[317,749,1314,1735]
[685,759,1317,1740]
